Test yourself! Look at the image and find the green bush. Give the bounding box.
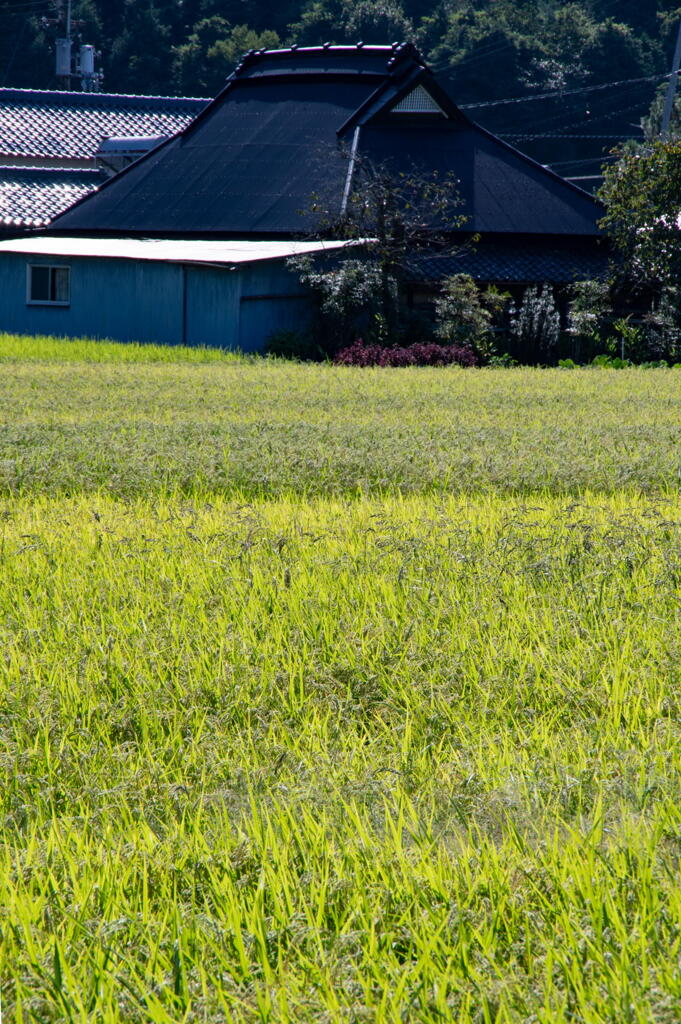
[265,329,322,361]
[434,273,508,363]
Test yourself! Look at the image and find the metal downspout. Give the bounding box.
[340,126,361,217]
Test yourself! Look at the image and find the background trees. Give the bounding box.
[599,138,681,290]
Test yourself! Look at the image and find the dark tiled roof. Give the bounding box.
[0,88,208,160]
[50,45,602,240]
[0,166,104,227]
[407,241,610,284]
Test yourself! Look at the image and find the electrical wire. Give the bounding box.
[460,72,670,109]
[431,39,525,74]
[548,154,619,168]
[502,132,641,139]
[499,95,651,138]
[2,0,56,10]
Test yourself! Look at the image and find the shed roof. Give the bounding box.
[0,88,207,161]
[0,235,363,266]
[0,166,104,228]
[49,45,603,241]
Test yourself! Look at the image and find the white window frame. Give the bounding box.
[26,263,71,306]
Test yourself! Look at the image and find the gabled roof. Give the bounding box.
[0,166,104,228]
[49,45,603,240]
[0,88,208,161]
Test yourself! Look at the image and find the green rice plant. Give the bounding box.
[1,335,681,495]
[3,337,681,1020]
[0,332,249,364]
[2,493,681,1021]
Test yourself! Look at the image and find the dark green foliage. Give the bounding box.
[172,20,281,96]
[599,138,681,290]
[265,328,322,361]
[567,278,613,362]
[434,273,507,363]
[288,256,388,354]
[510,285,560,362]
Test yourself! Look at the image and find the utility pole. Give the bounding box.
[53,0,102,91]
[661,18,681,139]
[55,0,73,89]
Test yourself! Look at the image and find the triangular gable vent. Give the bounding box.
[391,85,445,115]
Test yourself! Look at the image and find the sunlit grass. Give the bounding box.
[2,492,681,1021]
[2,336,681,1020]
[1,334,681,496]
[0,332,248,363]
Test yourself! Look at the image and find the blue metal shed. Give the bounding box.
[0,237,355,350]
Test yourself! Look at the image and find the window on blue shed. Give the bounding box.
[27,264,70,305]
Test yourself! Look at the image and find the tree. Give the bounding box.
[343,1,415,46]
[288,0,413,48]
[172,19,279,95]
[108,0,170,94]
[290,150,467,352]
[326,151,467,337]
[599,138,681,289]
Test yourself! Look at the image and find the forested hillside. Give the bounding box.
[1,0,680,174]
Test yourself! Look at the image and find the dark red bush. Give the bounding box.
[334,339,478,367]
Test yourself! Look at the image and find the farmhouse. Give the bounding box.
[0,44,607,349]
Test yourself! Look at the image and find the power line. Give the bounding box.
[480,89,648,139]
[548,155,619,169]
[431,40,520,76]
[502,132,642,140]
[460,72,672,110]
[2,0,55,10]
[503,96,651,137]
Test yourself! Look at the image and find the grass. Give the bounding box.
[2,335,681,1021]
[2,334,681,496]
[0,332,247,364]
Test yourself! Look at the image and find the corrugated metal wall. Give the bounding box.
[0,253,313,350]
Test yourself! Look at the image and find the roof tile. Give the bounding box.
[0,166,104,226]
[407,243,609,284]
[0,88,207,160]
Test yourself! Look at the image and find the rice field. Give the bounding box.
[2,333,681,497]
[2,335,681,1022]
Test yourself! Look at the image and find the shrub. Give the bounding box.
[265,329,322,361]
[487,352,518,367]
[567,278,611,359]
[591,354,632,368]
[288,256,389,354]
[434,273,507,363]
[334,339,477,367]
[510,285,560,360]
[641,286,681,363]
